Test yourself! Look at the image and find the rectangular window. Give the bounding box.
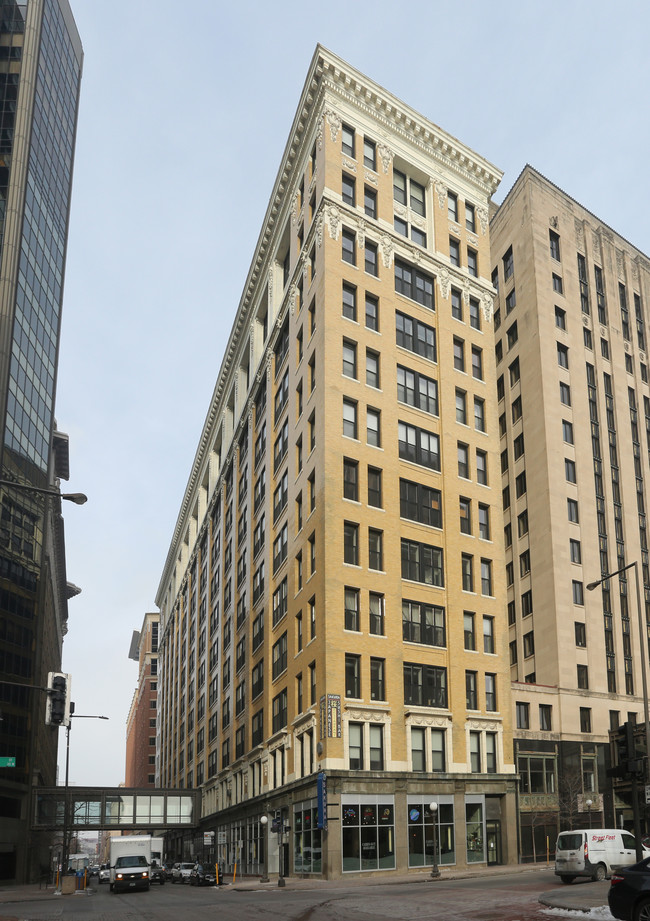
[370,658,385,700]
[345,587,360,631]
[367,407,381,446]
[516,702,529,729]
[342,228,356,265]
[467,248,478,277]
[483,615,495,654]
[397,365,439,415]
[343,399,357,439]
[399,479,442,528]
[402,600,445,647]
[344,521,359,565]
[368,528,383,571]
[342,282,357,320]
[549,230,561,261]
[366,349,380,388]
[345,653,361,698]
[342,172,355,206]
[342,124,355,157]
[349,722,363,770]
[369,592,384,635]
[363,137,376,170]
[343,457,359,501]
[396,311,436,361]
[401,539,444,586]
[365,293,379,331]
[485,673,497,712]
[466,202,476,233]
[395,258,435,309]
[539,704,552,731]
[466,671,478,710]
[398,421,440,470]
[451,287,462,320]
[461,554,474,592]
[403,662,447,708]
[342,339,357,378]
[368,466,382,508]
[365,240,378,276]
[463,611,475,649]
[364,186,377,219]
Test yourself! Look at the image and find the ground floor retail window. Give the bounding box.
[293,800,322,874]
[341,796,395,872]
[465,800,485,863]
[407,797,455,867]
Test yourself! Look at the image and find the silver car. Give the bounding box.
[171,861,195,884]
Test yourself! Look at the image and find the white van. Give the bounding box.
[555,828,648,882]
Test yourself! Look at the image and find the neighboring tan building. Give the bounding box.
[155,45,517,879]
[491,165,650,859]
[125,613,160,787]
[0,0,82,884]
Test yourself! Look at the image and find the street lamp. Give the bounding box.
[60,713,109,885]
[428,801,440,879]
[0,478,88,504]
[259,815,269,882]
[587,561,650,782]
[586,798,593,825]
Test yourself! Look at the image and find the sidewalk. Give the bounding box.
[0,864,612,914]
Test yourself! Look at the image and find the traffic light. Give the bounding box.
[46,672,71,727]
[608,721,644,778]
[270,811,281,834]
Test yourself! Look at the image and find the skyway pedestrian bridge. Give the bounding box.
[32,787,200,832]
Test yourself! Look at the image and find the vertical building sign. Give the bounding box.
[320,694,341,738]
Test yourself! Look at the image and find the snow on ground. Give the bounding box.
[541,906,615,919]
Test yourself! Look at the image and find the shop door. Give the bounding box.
[486,820,501,865]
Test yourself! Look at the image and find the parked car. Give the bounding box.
[190,864,216,887]
[609,857,650,920]
[555,829,648,883]
[171,861,195,884]
[98,864,111,884]
[150,863,165,885]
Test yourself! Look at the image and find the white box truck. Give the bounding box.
[109,835,163,893]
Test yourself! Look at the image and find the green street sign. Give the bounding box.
[0,757,16,767]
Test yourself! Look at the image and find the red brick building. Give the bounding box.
[125,613,159,786]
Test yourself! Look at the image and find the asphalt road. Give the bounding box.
[0,868,611,921]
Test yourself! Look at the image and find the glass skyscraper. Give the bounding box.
[0,0,82,884]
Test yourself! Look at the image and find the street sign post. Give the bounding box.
[0,757,15,767]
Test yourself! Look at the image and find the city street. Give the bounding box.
[0,869,614,921]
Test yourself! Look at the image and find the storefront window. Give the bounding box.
[465,801,485,863]
[293,800,322,874]
[342,797,395,871]
[407,798,455,867]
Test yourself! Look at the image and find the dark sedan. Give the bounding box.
[609,857,650,921]
[189,863,217,887]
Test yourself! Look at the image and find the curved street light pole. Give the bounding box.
[0,479,87,504]
[586,561,650,783]
[587,560,650,854]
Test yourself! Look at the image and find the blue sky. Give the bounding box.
[56,0,650,785]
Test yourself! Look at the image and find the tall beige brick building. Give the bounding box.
[155,46,517,878]
[491,166,650,858]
